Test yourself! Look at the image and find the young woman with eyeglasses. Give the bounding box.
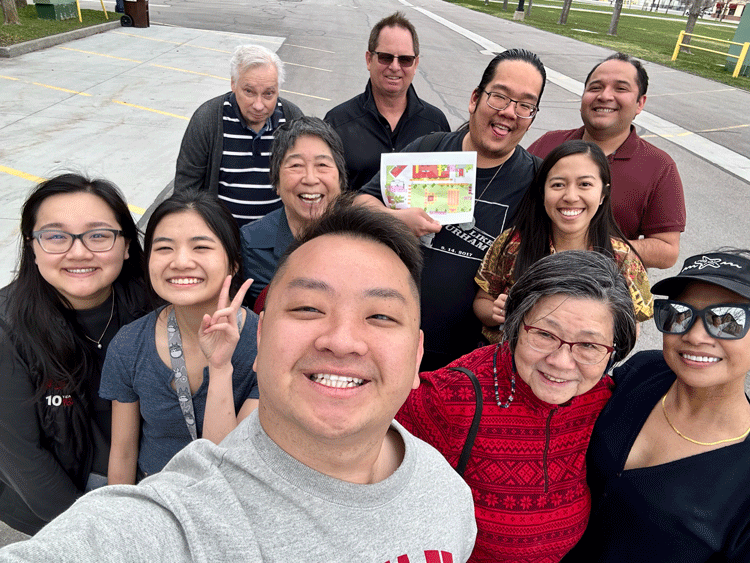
[473,140,653,344]
[100,190,258,486]
[563,249,750,562]
[0,174,149,535]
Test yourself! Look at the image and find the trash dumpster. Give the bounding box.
[34,0,77,20]
[121,0,149,28]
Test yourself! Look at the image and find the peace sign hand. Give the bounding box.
[198,276,253,370]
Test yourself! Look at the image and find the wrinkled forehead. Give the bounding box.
[235,63,278,85]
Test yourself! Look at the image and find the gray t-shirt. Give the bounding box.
[99,308,259,476]
[0,413,477,562]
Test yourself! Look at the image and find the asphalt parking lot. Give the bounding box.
[0,24,293,287]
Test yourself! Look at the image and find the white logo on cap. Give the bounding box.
[693,256,722,269]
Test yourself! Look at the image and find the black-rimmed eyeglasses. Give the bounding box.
[31,229,124,254]
[654,299,750,340]
[484,91,538,118]
[523,325,615,365]
[370,51,417,68]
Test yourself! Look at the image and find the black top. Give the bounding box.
[361,131,539,368]
[563,351,750,562]
[0,280,148,535]
[324,80,450,191]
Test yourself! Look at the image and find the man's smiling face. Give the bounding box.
[466,59,543,164]
[580,58,646,139]
[365,25,419,100]
[254,233,423,455]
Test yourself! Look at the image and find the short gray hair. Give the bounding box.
[504,250,637,363]
[269,116,348,192]
[230,44,285,86]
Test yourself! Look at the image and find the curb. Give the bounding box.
[0,20,122,58]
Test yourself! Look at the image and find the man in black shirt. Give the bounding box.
[324,12,450,192]
[358,49,546,370]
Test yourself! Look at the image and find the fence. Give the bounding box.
[671,31,750,78]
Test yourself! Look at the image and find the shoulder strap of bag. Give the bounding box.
[448,366,483,477]
[417,131,449,153]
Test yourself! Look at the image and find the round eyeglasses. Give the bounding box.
[31,229,124,254]
[523,325,614,365]
[484,91,538,118]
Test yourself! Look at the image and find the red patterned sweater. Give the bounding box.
[397,344,612,563]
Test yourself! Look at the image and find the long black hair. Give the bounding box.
[501,140,633,282]
[143,189,245,302]
[458,48,547,132]
[7,173,145,394]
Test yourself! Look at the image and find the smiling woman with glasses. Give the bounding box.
[31,228,125,254]
[0,173,149,536]
[398,250,638,562]
[564,249,750,563]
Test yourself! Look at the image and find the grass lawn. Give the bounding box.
[444,0,750,91]
[1,5,114,47]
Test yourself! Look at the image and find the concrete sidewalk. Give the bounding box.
[0,24,283,287]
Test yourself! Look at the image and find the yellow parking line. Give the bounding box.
[113,31,182,44]
[150,64,228,80]
[283,61,332,72]
[112,100,189,120]
[280,89,330,101]
[285,44,335,54]
[642,123,750,139]
[58,46,143,63]
[181,44,232,54]
[700,123,750,133]
[2,75,91,96]
[0,165,46,183]
[0,166,146,215]
[32,82,92,96]
[113,32,229,53]
[149,65,330,99]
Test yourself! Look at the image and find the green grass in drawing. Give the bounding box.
[410,183,473,216]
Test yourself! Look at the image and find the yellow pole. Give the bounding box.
[733,42,750,78]
[100,0,108,19]
[75,0,81,22]
[672,31,685,61]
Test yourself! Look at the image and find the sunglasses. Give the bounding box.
[653,299,750,340]
[370,51,416,68]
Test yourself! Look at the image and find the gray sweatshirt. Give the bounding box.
[0,412,476,562]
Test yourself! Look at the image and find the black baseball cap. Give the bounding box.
[651,252,750,300]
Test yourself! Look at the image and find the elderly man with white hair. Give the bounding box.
[175,44,304,227]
